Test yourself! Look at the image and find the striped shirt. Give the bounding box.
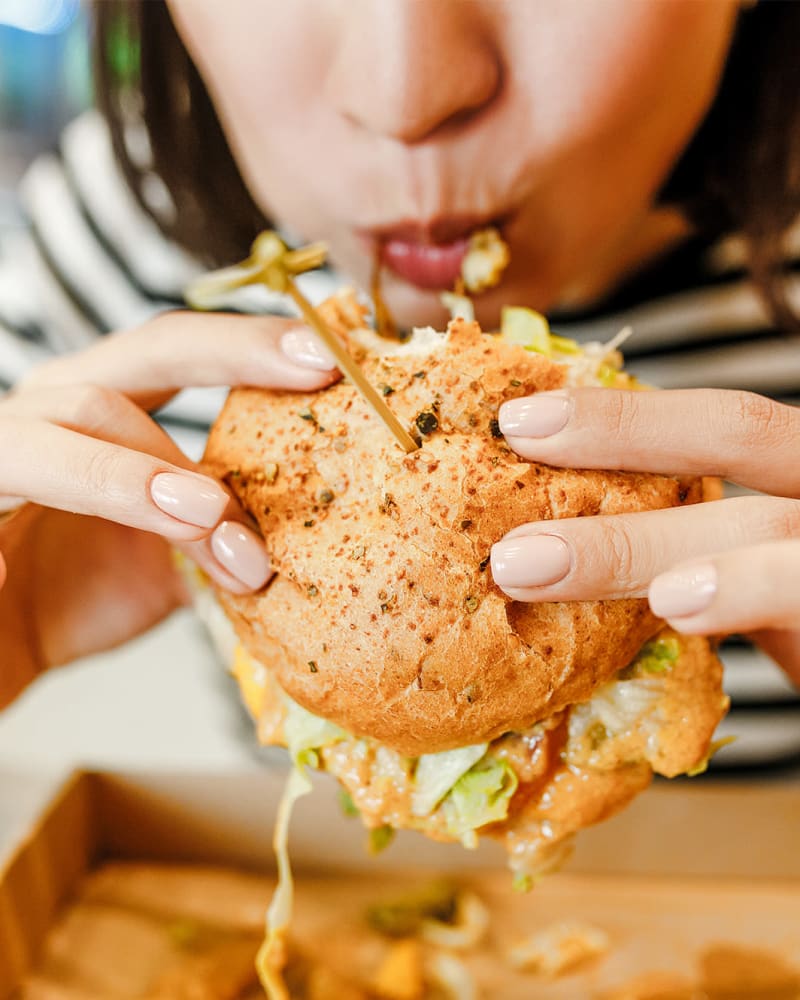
[1,110,799,770]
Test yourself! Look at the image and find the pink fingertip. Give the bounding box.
[150,472,228,528]
[491,534,571,589]
[280,328,338,372]
[211,520,273,591]
[649,563,717,619]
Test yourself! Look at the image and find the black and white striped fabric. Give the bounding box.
[1,110,798,770]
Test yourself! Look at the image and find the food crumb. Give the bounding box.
[415,411,439,437]
[506,920,609,977]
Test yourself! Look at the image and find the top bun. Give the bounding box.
[203,294,705,755]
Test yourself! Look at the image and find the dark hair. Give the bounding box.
[93,0,265,267]
[93,1,800,327]
[660,1,800,330]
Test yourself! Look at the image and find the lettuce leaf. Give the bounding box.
[687,735,737,777]
[500,306,581,358]
[368,824,396,854]
[500,306,552,354]
[627,636,681,676]
[411,744,488,818]
[443,757,518,837]
[255,764,313,1000]
[282,695,346,765]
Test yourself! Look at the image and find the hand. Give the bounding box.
[490,387,800,686]
[0,311,338,705]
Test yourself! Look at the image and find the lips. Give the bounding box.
[361,216,504,291]
[381,237,471,290]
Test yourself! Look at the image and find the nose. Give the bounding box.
[327,0,502,144]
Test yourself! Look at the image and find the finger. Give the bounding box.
[195,520,274,595]
[172,522,271,596]
[0,416,229,540]
[18,312,340,411]
[499,388,800,498]
[1,383,191,464]
[648,541,800,641]
[490,495,800,602]
[0,390,273,594]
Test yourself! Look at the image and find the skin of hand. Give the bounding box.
[490,387,800,687]
[0,312,339,707]
[166,0,739,329]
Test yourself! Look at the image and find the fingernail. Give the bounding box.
[150,472,228,528]
[649,563,717,618]
[211,520,272,590]
[491,534,571,588]
[499,392,570,437]
[280,328,338,371]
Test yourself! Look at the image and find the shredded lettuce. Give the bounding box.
[500,306,581,357]
[411,744,488,818]
[627,636,681,676]
[253,695,348,999]
[443,757,518,837]
[441,291,475,323]
[368,824,396,854]
[687,735,737,777]
[548,333,582,355]
[500,306,552,354]
[282,695,346,763]
[503,315,643,390]
[568,676,664,742]
[338,788,359,817]
[255,764,313,1000]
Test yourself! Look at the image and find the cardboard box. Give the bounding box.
[2,768,799,997]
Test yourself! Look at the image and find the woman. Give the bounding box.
[0,0,799,719]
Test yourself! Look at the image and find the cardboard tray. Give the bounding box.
[2,767,799,997]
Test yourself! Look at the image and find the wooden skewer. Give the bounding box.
[283,283,418,453]
[187,231,419,453]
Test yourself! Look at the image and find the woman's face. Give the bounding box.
[168,0,738,329]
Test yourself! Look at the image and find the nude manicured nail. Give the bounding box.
[491,534,571,588]
[150,472,228,528]
[649,563,717,619]
[211,520,272,590]
[280,328,338,371]
[499,393,570,437]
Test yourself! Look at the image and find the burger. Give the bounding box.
[194,291,729,994]
[195,290,728,890]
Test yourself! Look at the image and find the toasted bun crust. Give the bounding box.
[203,295,705,755]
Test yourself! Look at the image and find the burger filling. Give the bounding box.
[229,630,726,883]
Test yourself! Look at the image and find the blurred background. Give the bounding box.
[0,0,91,237]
